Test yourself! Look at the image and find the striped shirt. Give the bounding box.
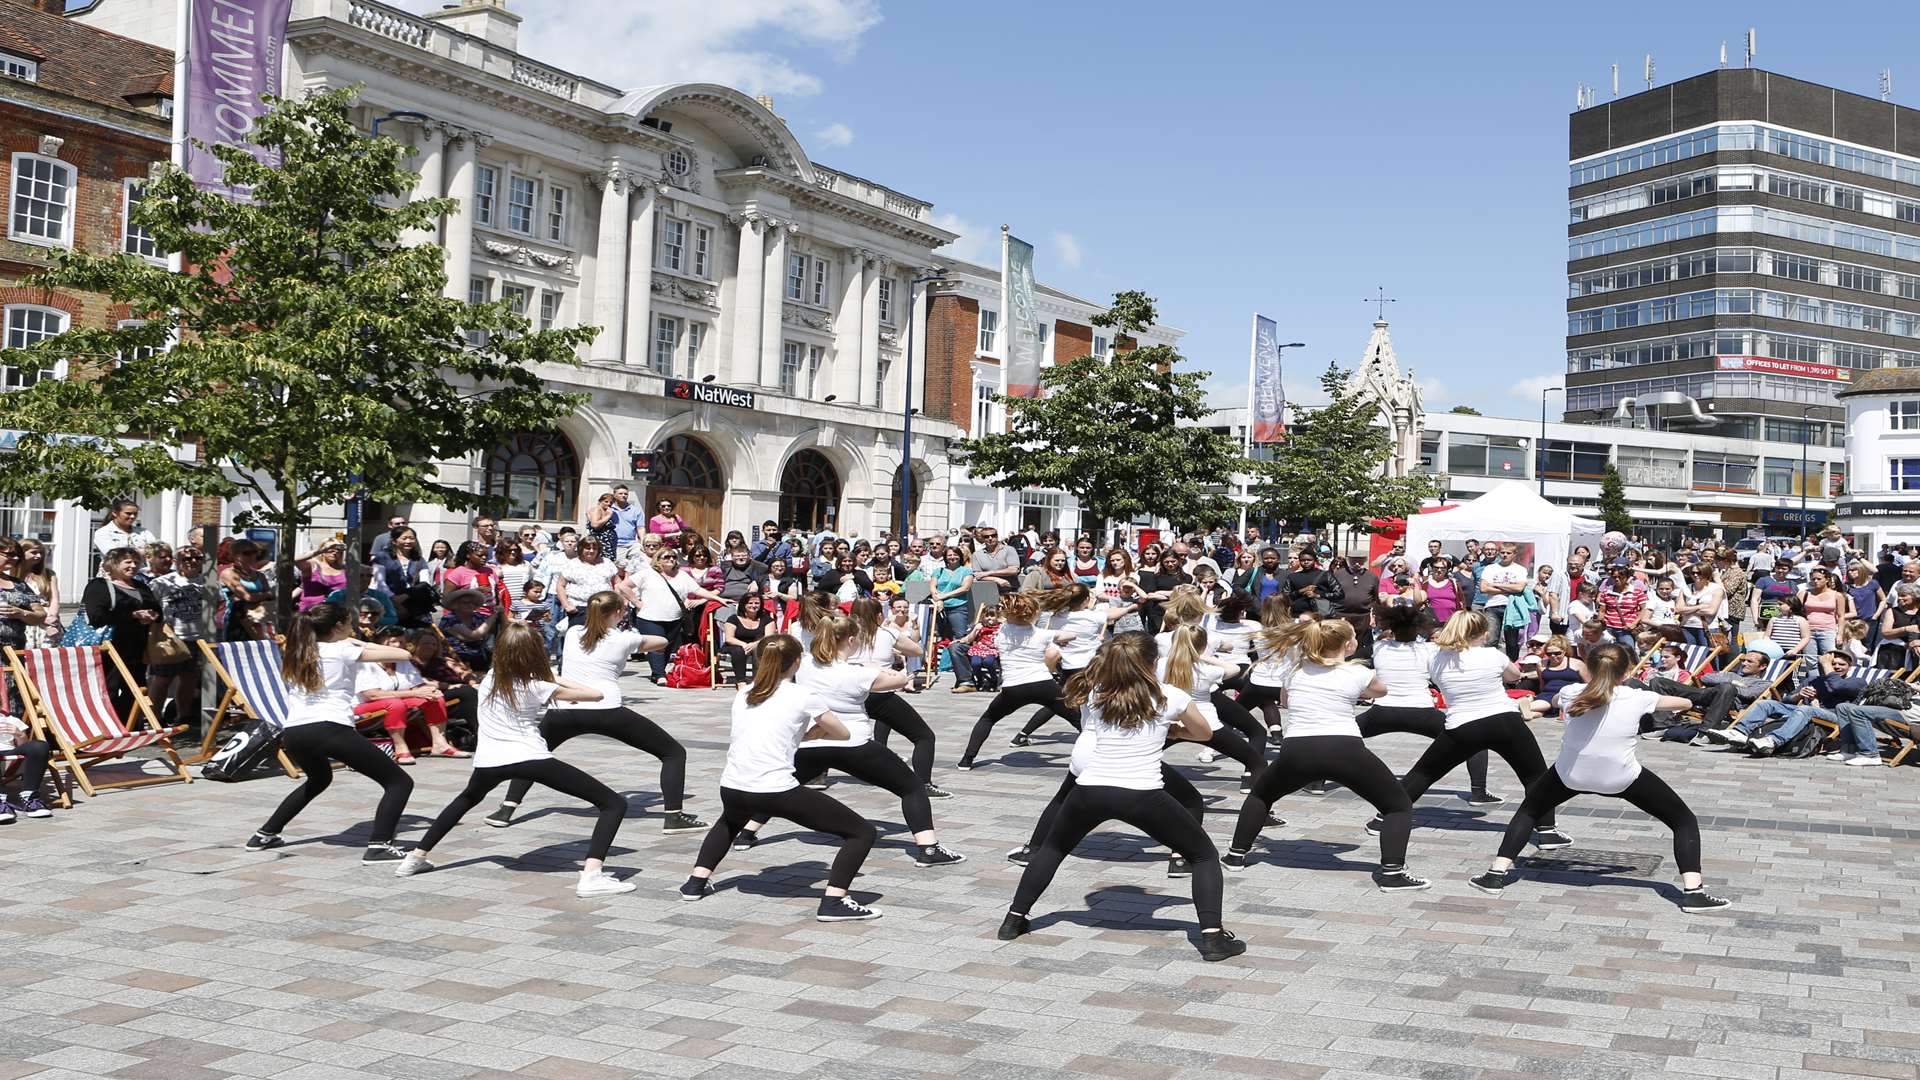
[1598,581,1649,630]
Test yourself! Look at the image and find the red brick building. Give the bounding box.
[0,0,177,580]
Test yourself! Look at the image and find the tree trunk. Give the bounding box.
[274,459,299,631]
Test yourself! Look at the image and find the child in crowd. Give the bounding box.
[517,579,557,656]
[1650,642,1694,685]
[1644,579,1680,631]
[956,605,1003,691]
[1837,618,1873,664]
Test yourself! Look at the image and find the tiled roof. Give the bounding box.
[1836,367,1920,397]
[0,0,173,118]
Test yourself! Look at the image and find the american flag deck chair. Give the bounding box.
[196,639,301,777]
[4,643,191,807]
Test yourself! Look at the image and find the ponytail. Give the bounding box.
[1000,592,1041,626]
[1259,617,1351,666]
[1161,588,1205,630]
[281,602,350,693]
[1432,609,1492,651]
[1163,623,1207,690]
[747,634,803,706]
[1063,631,1164,729]
[809,613,857,665]
[1036,583,1090,614]
[1567,642,1630,717]
[580,590,624,652]
[797,590,837,635]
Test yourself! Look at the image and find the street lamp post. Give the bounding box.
[1800,403,1815,539]
[899,270,948,541]
[1240,340,1305,538]
[1538,385,1564,496]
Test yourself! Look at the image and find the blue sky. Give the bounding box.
[472,1,1920,417]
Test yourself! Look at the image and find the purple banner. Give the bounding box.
[184,0,293,197]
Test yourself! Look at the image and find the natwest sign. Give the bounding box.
[1715,356,1852,382]
[664,378,755,410]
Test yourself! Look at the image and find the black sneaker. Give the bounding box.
[1465,790,1505,806]
[816,895,881,922]
[731,830,760,851]
[997,912,1030,940]
[924,783,955,801]
[913,844,966,868]
[661,810,708,833]
[15,793,50,818]
[1009,733,1032,747]
[0,795,13,825]
[954,759,975,772]
[1533,829,1575,850]
[1469,870,1516,895]
[1264,813,1286,828]
[1005,845,1030,867]
[361,842,408,865]
[1195,930,1247,963]
[1375,870,1432,892]
[1221,850,1250,872]
[1167,855,1191,878]
[483,804,515,829]
[245,831,283,851]
[1364,816,1383,836]
[678,877,714,902]
[1677,889,1732,914]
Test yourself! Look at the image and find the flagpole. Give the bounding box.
[168,0,189,275]
[1239,313,1259,539]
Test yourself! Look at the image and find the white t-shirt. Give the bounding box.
[1249,640,1297,688]
[1683,582,1725,629]
[557,626,640,709]
[353,660,424,696]
[1480,562,1528,609]
[1155,651,1229,730]
[471,676,558,768]
[558,557,619,608]
[1076,684,1193,791]
[795,660,879,747]
[1205,616,1259,666]
[629,564,689,622]
[1370,639,1438,708]
[1551,684,1659,794]
[1567,598,1597,626]
[995,621,1055,687]
[1054,609,1107,671]
[721,680,828,793]
[284,639,365,728]
[851,627,899,669]
[1429,646,1517,728]
[1644,594,1678,626]
[1153,629,1225,658]
[1282,661,1375,738]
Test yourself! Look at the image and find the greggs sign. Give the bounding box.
[664,378,755,409]
[1715,356,1851,381]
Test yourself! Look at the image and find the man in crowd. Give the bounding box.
[609,485,645,553]
[471,516,501,565]
[1285,549,1338,618]
[1331,553,1381,662]
[1417,539,1446,575]
[971,527,1021,597]
[1478,543,1531,658]
[750,520,792,564]
[718,547,769,604]
[1710,652,1874,763]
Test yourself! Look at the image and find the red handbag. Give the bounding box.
[664,643,712,688]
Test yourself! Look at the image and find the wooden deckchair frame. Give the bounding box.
[195,640,301,778]
[5,643,191,808]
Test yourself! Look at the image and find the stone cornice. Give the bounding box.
[716,167,956,249]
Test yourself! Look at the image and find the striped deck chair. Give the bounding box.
[709,605,737,690]
[4,644,191,807]
[1681,645,1722,678]
[1731,656,1807,724]
[196,639,300,777]
[1808,665,1896,742]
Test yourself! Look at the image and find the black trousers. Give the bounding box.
[696,786,875,890]
[962,680,1081,763]
[1212,689,1268,758]
[1018,667,1084,738]
[869,692,936,785]
[1011,784,1223,928]
[750,740,932,834]
[501,707,686,811]
[1237,682,1285,731]
[441,685,478,728]
[420,757,626,861]
[1400,712,1556,830]
[1,739,50,794]
[1356,705,1490,793]
[1024,766,1203,849]
[261,723,414,843]
[1497,768,1701,875]
[1190,723,1262,776]
[721,644,754,683]
[1633,677,1737,729]
[1232,735,1412,868]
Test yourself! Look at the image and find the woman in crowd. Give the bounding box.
[147,545,218,730]
[395,621,636,898]
[626,549,717,684]
[553,536,619,638]
[999,632,1246,962]
[955,593,1081,769]
[1070,537,1102,586]
[246,603,415,863]
[0,709,53,822]
[1800,568,1850,655]
[0,539,49,706]
[219,539,273,641]
[18,538,58,646]
[295,540,350,613]
[584,492,619,558]
[1097,549,1144,633]
[422,539,455,588]
[719,592,770,684]
[481,591,705,833]
[352,625,464,763]
[1470,642,1730,913]
[408,629,478,732]
[647,498,688,546]
[1845,561,1885,654]
[1422,555,1463,625]
[1877,582,1920,670]
[83,547,162,720]
[817,553,872,603]
[1134,550,1191,636]
[1758,595,1813,658]
[375,527,427,598]
[494,542,533,610]
[931,547,976,692]
[443,541,507,616]
[1676,565,1725,649]
[687,544,723,593]
[1520,635,1589,719]
[1022,548,1074,593]
[679,634,882,921]
[1360,604,1498,804]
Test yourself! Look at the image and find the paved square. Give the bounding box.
[7,675,1919,1080]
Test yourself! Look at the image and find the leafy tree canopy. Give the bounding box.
[1249,363,1439,541]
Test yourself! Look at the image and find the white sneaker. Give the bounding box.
[576,871,637,897]
[1824,750,1850,761]
[1749,736,1775,754]
[393,853,434,878]
[1718,728,1749,745]
[1195,747,1217,764]
[1844,754,1882,767]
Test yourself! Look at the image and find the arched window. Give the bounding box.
[483,430,580,522]
[778,449,840,533]
[652,435,723,490]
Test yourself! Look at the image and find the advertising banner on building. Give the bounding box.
[181,0,294,198]
[1002,228,1041,398]
[1249,314,1286,443]
[1716,356,1851,381]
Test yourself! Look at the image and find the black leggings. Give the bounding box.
[441,685,478,729]
[869,693,936,785]
[750,741,932,834]
[1024,766,1203,849]
[1192,723,1262,776]
[1232,735,1412,869]
[1212,689,1267,758]
[962,679,1081,762]
[1400,712,1556,830]
[697,786,876,890]
[261,723,414,843]
[1016,668,1084,738]
[419,757,627,861]
[1238,682,1284,731]
[1357,705,1490,793]
[501,707,686,811]
[1011,784,1224,928]
[2,739,50,794]
[1497,768,1701,875]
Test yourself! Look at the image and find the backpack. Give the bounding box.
[1859,679,1919,711]
[664,643,711,688]
[1754,716,1825,759]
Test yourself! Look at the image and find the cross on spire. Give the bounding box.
[1365,286,1397,321]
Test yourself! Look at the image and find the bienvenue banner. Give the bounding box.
[183,0,293,198]
[1003,230,1041,398]
[1250,314,1285,443]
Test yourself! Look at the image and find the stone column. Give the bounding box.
[859,255,885,406]
[402,122,445,247]
[441,129,484,301]
[588,163,630,365]
[728,213,764,385]
[624,182,657,369]
[759,220,791,388]
[831,249,866,402]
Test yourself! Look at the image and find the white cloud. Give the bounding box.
[1510,374,1564,400]
[1051,230,1082,269]
[814,122,854,148]
[415,0,884,99]
[932,211,992,266]
[1415,375,1449,408]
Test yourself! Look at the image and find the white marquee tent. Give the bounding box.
[1404,481,1605,603]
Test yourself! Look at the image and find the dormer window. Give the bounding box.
[0,53,37,83]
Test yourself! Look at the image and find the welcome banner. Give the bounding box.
[1002,229,1041,397]
[1249,314,1286,442]
[182,0,293,198]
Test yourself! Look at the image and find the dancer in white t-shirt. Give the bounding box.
[1470,642,1730,914]
[1009,584,1139,747]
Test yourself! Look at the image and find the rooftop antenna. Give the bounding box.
[1745,27,1756,68]
[1882,69,1894,101]
[1644,53,1656,90]
[1611,63,1619,97]
[1719,41,1728,68]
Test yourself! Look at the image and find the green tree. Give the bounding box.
[952,290,1239,538]
[1597,464,1633,534]
[0,87,592,622]
[1248,363,1440,553]
[1447,404,1482,415]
